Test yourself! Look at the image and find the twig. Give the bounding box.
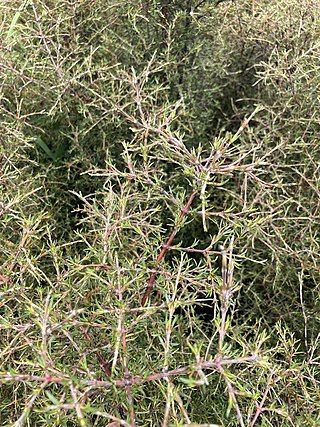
[70,383,88,427]
[82,328,111,377]
[31,4,63,78]
[216,362,245,427]
[0,355,260,388]
[14,381,48,427]
[121,310,136,425]
[141,191,196,306]
[250,372,278,427]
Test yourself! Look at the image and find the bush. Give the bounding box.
[0,1,319,426]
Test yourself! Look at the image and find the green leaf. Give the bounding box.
[7,11,21,38]
[35,137,56,160]
[45,390,59,405]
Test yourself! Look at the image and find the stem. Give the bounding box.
[141,191,196,306]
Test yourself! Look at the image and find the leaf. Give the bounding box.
[179,377,197,387]
[45,390,59,405]
[7,11,21,38]
[54,142,68,159]
[35,137,56,160]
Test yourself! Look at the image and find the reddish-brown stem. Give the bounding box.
[1,354,260,388]
[141,191,196,306]
[81,328,111,377]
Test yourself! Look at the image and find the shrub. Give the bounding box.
[0,1,319,426]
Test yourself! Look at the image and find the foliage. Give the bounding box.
[0,0,319,426]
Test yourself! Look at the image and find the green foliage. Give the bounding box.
[0,0,319,426]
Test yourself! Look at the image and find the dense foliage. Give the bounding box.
[1,1,319,426]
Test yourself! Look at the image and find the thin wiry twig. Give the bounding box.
[141,191,196,306]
